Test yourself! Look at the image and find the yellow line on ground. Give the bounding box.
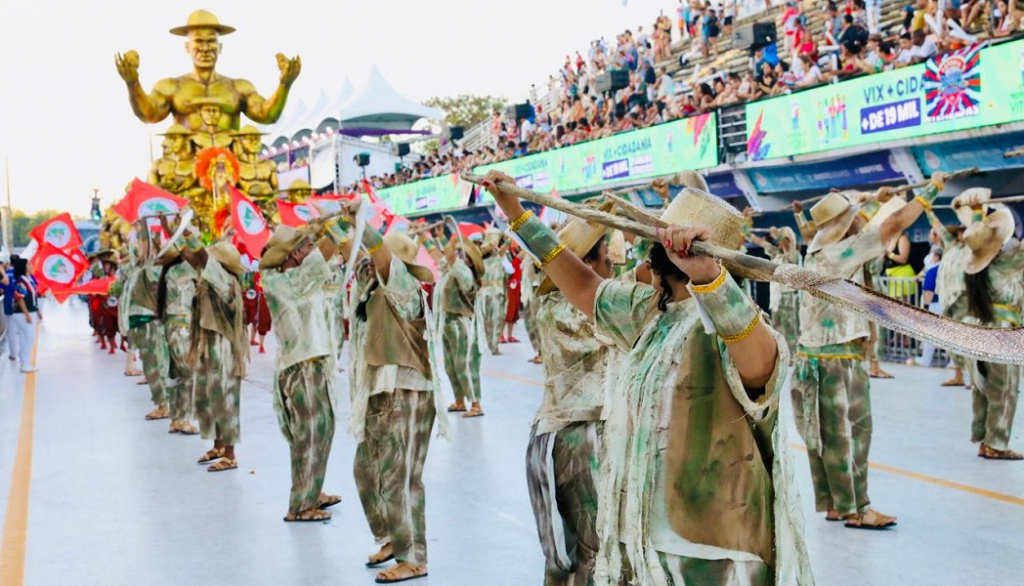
[0,324,40,585]
[485,368,1024,507]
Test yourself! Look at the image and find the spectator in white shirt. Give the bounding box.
[910,29,937,63]
[895,32,915,67]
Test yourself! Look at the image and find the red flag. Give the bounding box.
[276,200,320,227]
[28,212,83,251]
[69,276,117,296]
[113,178,189,224]
[362,179,380,204]
[30,243,90,303]
[458,222,484,239]
[230,186,270,258]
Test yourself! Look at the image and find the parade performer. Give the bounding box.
[745,219,801,358]
[242,264,271,354]
[260,225,344,521]
[98,253,123,354]
[181,231,248,472]
[938,192,1024,459]
[122,228,170,420]
[502,251,523,343]
[527,215,615,586]
[791,177,945,529]
[325,247,349,368]
[520,253,544,364]
[478,229,510,355]
[925,208,969,387]
[427,231,485,417]
[351,227,449,584]
[483,170,813,586]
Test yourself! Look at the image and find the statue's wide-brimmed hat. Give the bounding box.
[383,230,434,284]
[537,203,612,296]
[807,193,858,254]
[260,225,308,270]
[232,125,268,137]
[963,206,1015,275]
[279,180,313,193]
[159,124,193,136]
[661,187,746,250]
[170,10,236,36]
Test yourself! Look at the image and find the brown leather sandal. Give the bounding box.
[375,562,427,583]
[978,444,1024,460]
[207,458,238,472]
[844,509,897,530]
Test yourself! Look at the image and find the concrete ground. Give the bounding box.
[1,300,1022,586]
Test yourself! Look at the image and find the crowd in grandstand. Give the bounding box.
[347,0,1021,193]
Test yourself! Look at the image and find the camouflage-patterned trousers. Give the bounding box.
[523,298,542,354]
[133,319,168,408]
[791,343,873,515]
[526,422,602,586]
[773,292,799,359]
[275,357,336,515]
[165,320,195,422]
[331,295,346,360]
[617,551,772,586]
[354,389,436,565]
[194,332,242,445]
[970,361,1021,451]
[479,287,506,355]
[442,314,481,402]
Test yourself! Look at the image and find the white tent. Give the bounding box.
[336,65,443,132]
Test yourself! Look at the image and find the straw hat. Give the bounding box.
[775,226,796,245]
[207,240,246,277]
[807,193,858,254]
[170,10,236,36]
[661,187,746,249]
[670,171,710,192]
[536,209,612,296]
[447,236,484,276]
[158,124,193,136]
[231,125,267,137]
[259,225,308,270]
[963,206,1015,275]
[383,230,434,284]
[952,188,992,227]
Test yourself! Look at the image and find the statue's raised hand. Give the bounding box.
[116,50,140,85]
[276,53,302,87]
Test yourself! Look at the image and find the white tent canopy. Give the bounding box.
[335,65,443,131]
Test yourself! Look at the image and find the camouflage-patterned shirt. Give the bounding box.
[481,254,509,290]
[164,261,197,318]
[928,212,971,318]
[937,233,1024,327]
[365,257,432,395]
[799,227,886,348]
[533,291,612,434]
[439,258,477,316]
[262,248,335,371]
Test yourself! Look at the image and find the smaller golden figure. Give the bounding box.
[148,124,205,199]
[232,125,279,220]
[280,179,313,204]
[191,98,235,150]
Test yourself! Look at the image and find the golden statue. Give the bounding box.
[232,125,279,219]
[148,124,204,197]
[190,99,235,150]
[115,9,300,132]
[280,179,313,204]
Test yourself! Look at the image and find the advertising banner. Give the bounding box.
[747,151,903,193]
[913,131,1024,174]
[745,40,1024,161]
[376,173,471,217]
[477,113,718,201]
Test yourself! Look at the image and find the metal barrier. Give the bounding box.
[874,276,949,365]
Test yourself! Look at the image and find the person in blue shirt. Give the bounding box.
[6,257,41,373]
[909,247,943,367]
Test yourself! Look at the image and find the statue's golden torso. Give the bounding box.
[159,74,256,131]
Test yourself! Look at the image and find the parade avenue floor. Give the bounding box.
[1,301,1023,586]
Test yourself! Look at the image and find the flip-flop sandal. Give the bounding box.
[940,379,964,387]
[178,426,199,436]
[978,446,1024,460]
[208,458,238,473]
[462,410,484,418]
[284,511,331,523]
[366,553,395,568]
[375,569,427,583]
[318,495,342,510]
[447,405,467,413]
[844,512,897,530]
[869,372,894,379]
[145,411,169,420]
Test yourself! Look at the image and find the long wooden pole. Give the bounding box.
[933,194,1024,209]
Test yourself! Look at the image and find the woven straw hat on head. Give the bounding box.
[775,226,796,245]
[537,203,613,296]
[661,187,746,250]
[807,193,857,254]
[383,230,434,283]
[963,206,1014,275]
[260,225,307,270]
[952,188,993,227]
[460,238,484,276]
[207,240,246,277]
[670,171,710,192]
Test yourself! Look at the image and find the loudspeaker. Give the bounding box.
[396,143,410,157]
[505,103,533,120]
[595,70,630,94]
[355,152,370,167]
[733,22,777,51]
[450,126,464,141]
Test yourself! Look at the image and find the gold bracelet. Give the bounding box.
[509,210,534,232]
[930,179,944,191]
[914,195,932,210]
[541,243,566,265]
[367,241,384,254]
[720,312,760,344]
[689,265,726,294]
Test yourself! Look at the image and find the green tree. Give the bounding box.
[424,95,509,129]
[7,210,63,247]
